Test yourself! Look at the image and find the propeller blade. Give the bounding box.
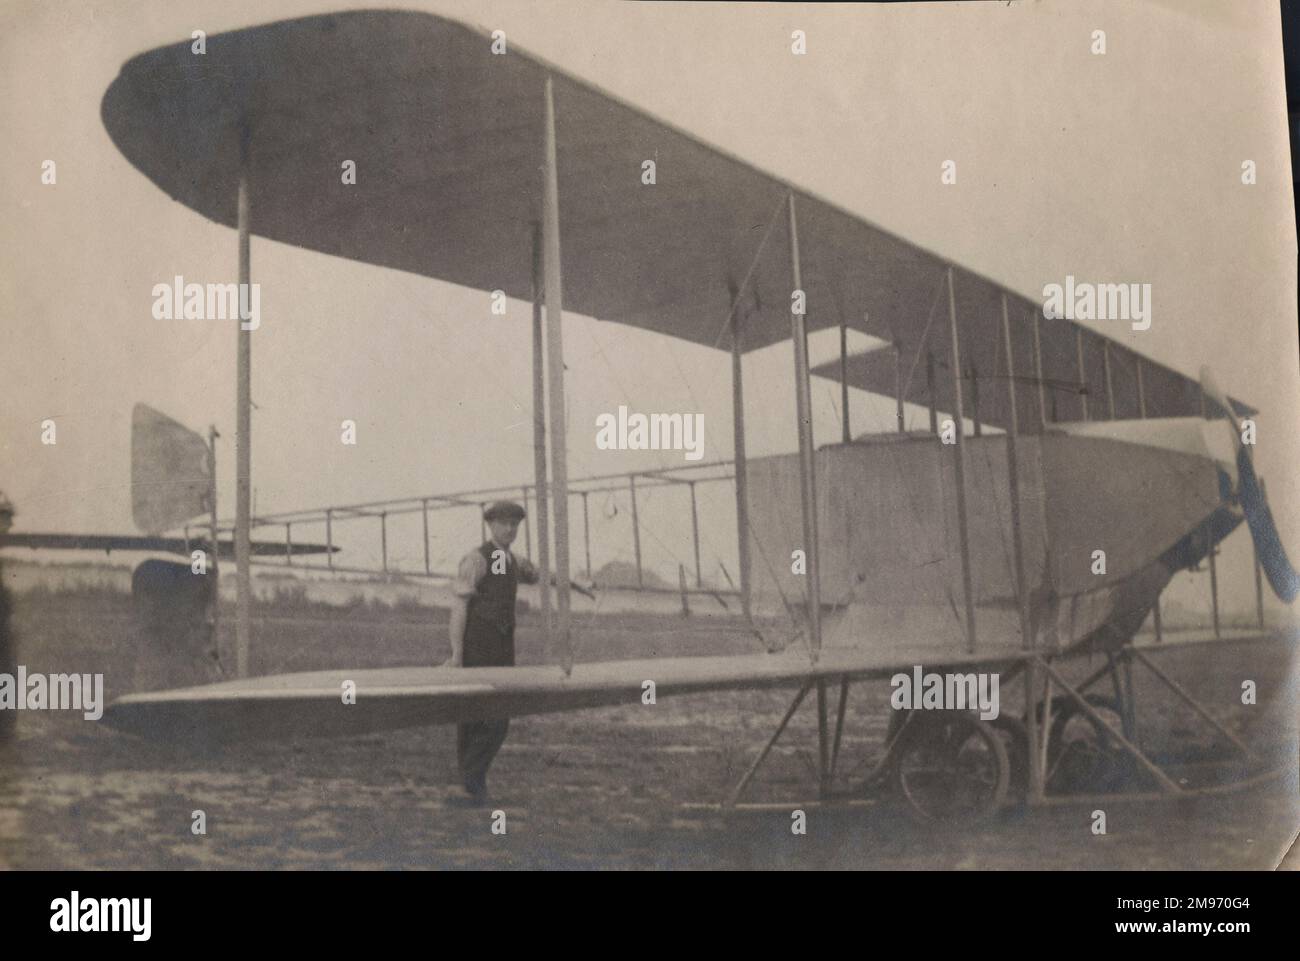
[1201,368,1298,603]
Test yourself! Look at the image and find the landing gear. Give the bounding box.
[717,680,1012,825]
[1044,693,1132,794]
[890,712,1009,823]
[985,695,1131,798]
[710,643,1274,825]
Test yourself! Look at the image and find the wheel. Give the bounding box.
[1044,693,1132,794]
[890,712,1009,824]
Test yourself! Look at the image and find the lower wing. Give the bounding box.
[103,647,1032,741]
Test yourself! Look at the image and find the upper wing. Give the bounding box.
[99,6,1252,432]
[809,297,1253,437]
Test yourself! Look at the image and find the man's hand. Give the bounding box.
[547,575,595,599]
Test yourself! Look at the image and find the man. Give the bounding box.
[447,500,539,804]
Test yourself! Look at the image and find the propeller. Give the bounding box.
[1200,367,1298,603]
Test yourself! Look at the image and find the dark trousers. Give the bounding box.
[457,719,509,795]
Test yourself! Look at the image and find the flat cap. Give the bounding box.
[483,500,526,522]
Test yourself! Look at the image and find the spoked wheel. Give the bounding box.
[890,712,1009,824]
[1044,694,1133,794]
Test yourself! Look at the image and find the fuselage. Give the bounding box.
[745,417,1244,659]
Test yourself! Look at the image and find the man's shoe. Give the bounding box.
[448,784,489,808]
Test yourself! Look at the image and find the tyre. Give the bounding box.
[891,712,1010,824]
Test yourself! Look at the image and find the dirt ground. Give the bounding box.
[1,589,1297,870]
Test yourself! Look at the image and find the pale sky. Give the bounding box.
[1,0,1296,603]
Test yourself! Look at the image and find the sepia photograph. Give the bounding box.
[1,0,1297,902]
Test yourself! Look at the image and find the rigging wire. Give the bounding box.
[898,269,949,404]
[709,193,789,352]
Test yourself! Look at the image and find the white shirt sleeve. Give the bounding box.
[452,549,487,598]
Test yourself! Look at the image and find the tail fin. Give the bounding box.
[131,404,212,535]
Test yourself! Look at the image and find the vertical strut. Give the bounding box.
[1103,342,1115,419]
[421,500,430,575]
[1076,329,1090,422]
[731,308,752,622]
[787,193,822,659]
[839,321,851,444]
[689,481,702,588]
[542,76,573,674]
[894,340,905,433]
[208,425,220,649]
[1001,294,1041,800]
[926,351,938,434]
[1032,310,1047,429]
[946,267,977,652]
[581,491,592,579]
[816,680,830,799]
[629,474,643,590]
[234,127,252,679]
[531,221,553,638]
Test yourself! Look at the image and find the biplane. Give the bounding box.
[92,10,1297,821]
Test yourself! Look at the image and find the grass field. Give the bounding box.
[1,584,1297,869]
